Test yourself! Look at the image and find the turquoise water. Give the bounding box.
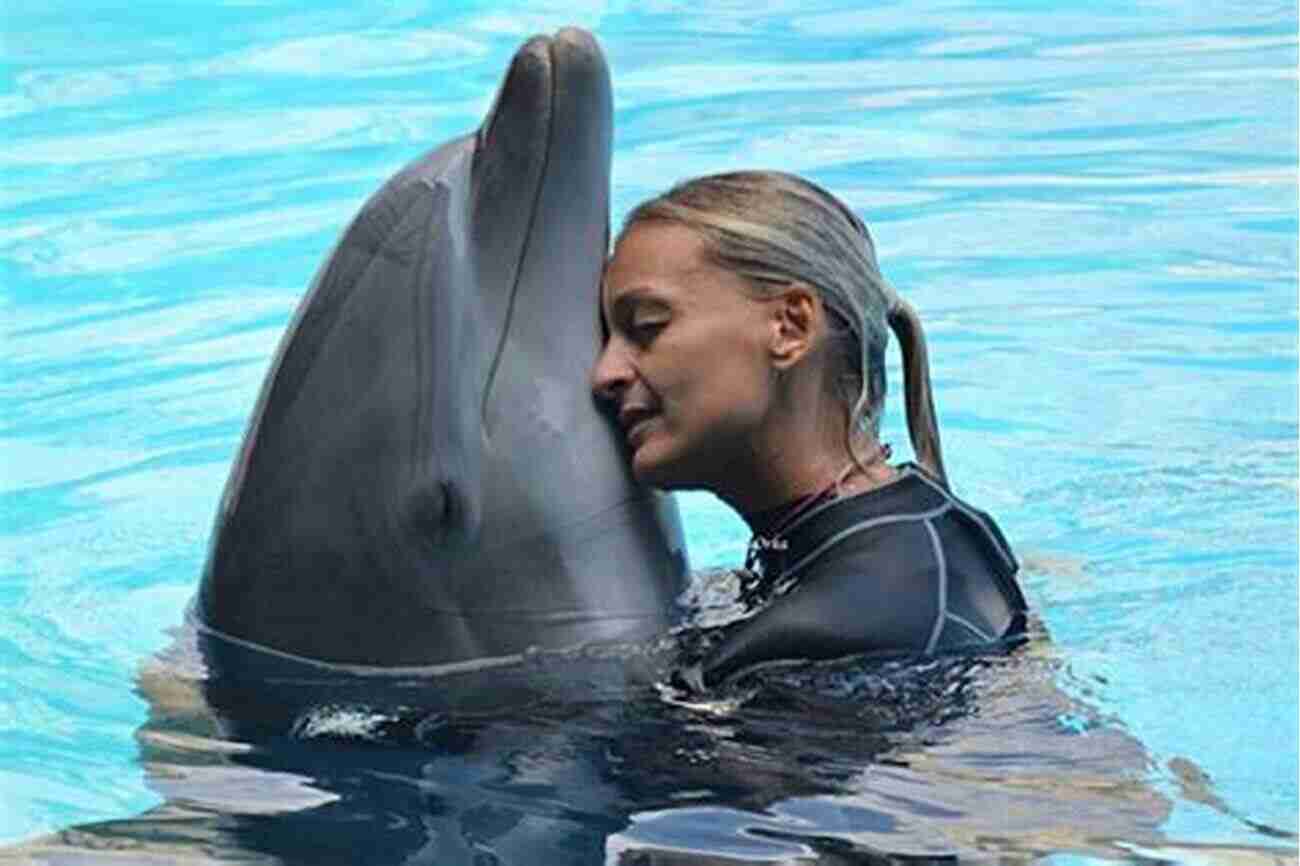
[2,0,1297,861]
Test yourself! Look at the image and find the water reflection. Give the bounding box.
[19,574,1288,865]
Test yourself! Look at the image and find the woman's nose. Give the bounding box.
[590,340,633,405]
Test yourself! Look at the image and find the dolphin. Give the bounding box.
[196,28,688,669]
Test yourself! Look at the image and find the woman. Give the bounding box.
[591,171,1027,688]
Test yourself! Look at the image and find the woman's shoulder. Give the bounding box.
[797,464,1027,623]
[779,463,1019,582]
[696,464,1027,687]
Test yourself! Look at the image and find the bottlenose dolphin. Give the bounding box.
[196,28,688,668]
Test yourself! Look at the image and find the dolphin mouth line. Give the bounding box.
[194,614,531,677]
[479,37,560,438]
[193,610,656,678]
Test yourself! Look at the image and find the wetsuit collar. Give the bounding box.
[741,462,1026,609]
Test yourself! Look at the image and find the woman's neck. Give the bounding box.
[713,426,895,526]
[710,374,897,518]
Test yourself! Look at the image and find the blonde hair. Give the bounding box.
[621,171,947,483]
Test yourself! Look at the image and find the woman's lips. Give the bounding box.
[625,414,658,449]
[618,407,658,450]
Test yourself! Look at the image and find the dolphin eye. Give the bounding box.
[405,480,473,544]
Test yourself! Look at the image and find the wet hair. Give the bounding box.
[620,170,947,483]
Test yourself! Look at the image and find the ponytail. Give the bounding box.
[887,298,946,485]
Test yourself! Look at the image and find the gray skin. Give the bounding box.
[197,28,688,668]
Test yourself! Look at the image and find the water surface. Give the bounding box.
[1,0,1296,861]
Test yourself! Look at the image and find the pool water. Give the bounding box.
[2,0,1296,862]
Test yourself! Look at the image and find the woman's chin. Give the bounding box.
[632,445,716,494]
[631,443,680,490]
[630,452,664,487]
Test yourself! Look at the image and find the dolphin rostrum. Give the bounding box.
[196,28,688,668]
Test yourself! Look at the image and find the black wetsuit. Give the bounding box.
[696,463,1028,686]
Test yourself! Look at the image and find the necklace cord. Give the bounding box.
[741,443,891,583]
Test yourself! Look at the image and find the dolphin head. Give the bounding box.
[198,29,688,668]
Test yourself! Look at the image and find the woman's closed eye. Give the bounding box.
[631,315,669,343]
[606,289,672,346]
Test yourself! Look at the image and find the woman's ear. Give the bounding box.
[769,282,821,371]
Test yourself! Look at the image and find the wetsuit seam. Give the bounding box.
[945,611,994,643]
[783,502,954,582]
[909,470,1018,575]
[923,519,947,654]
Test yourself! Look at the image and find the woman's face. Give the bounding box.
[592,222,779,490]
